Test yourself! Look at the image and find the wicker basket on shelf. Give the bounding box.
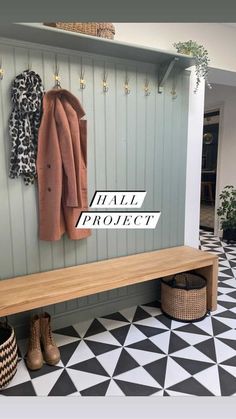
[161,272,207,322]
[44,22,115,39]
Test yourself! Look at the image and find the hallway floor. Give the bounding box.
[1,231,236,397]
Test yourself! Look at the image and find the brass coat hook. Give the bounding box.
[80,68,86,90]
[171,77,177,99]
[124,73,131,95]
[54,57,61,89]
[103,71,108,93]
[144,79,151,96]
[0,58,4,80]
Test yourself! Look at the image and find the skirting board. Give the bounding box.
[12,281,160,339]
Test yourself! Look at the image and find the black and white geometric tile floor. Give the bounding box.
[1,230,236,396]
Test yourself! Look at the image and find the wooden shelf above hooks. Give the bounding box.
[0,23,195,70]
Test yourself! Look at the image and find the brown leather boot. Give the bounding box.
[40,312,60,365]
[26,315,44,370]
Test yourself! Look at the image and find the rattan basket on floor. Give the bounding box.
[161,272,207,322]
[0,322,18,389]
[44,22,115,39]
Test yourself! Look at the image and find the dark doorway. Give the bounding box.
[200,110,219,231]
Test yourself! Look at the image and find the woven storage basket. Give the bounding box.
[44,22,115,39]
[161,272,207,322]
[0,322,18,389]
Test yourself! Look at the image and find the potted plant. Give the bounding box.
[173,40,211,93]
[217,185,236,243]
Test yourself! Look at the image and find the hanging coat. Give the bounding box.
[37,89,91,241]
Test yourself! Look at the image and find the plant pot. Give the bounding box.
[177,48,193,56]
[223,228,236,243]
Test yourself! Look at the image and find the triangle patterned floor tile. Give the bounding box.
[194,338,217,363]
[53,325,80,338]
[67,368,112,393]
[168,332,190,354]
[164,357,191,388]
[80,379,111,396]
[97,348,123,376]
[166,377,214,396]
[48,370,77,396]
[0,380,36,396]
[106,379,125,395]
[114,365,161,389]
[133,306,151,322]
[113,349,140,376]
[135,324,167,338]
[114,379,159,396]
[66,340,95,367]
[84,319,107,338]
[59,341,80,367]
[218,366,236,396]
[127,338,165,354]
[32,369,64,396]
[171,357,214,376]
[110,325,131,346]
[68,357,109,377]
[85,340,120,357]
[144,356,168,388]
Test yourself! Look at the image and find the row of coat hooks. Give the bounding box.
[0,54,178,98]
[53,60,153,96]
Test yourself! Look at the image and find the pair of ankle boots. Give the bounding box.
[26,312,60,370]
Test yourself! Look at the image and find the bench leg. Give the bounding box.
[194,260,218,312]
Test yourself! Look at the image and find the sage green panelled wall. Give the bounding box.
[0,38,190,329]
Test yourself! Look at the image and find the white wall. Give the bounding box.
[185,70,205,247]
[205,84,236,231]
[115,23,236,72]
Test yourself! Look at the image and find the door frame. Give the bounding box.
[203,101,224,236]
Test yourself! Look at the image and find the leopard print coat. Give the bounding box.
[9,70,44,185]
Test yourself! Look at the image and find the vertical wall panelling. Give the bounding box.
[153,72,164,250]
[135,67,147,253]
[9,46,28,276]
[93,60,108,261]
[105,61,117,259]
[0,38,190,333]
[170,71,183,247]
[81,56,97,264]
[116,63,128,257]
[22,48,42,275]
[144,70,156,252]
[126,64,137,255]
[70,54,88,267]
[38,50,54,273]
[0,44,14,279]
[161,77,173,249]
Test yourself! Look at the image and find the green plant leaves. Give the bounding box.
[217,185,236,230]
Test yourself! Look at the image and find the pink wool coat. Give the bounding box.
[37,89,91,241]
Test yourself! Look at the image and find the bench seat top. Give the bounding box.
[0,245,217,317]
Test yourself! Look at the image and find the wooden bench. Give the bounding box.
[0,246,218,318]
